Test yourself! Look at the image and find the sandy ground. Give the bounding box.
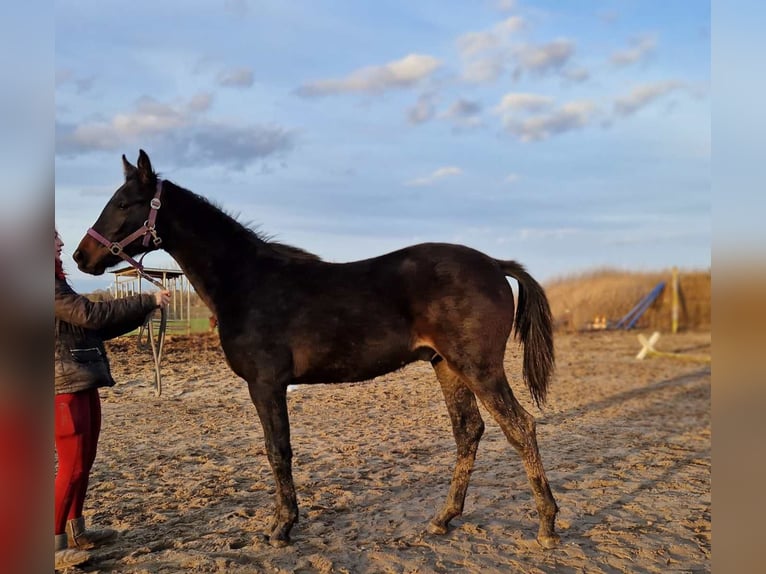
[71,329,710,573]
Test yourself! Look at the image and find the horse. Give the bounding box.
[73,150,560,549]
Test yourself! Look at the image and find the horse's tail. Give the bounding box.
[496,260,555,408]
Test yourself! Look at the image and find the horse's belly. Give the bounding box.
[293,345,426,384]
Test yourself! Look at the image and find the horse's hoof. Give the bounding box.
[427,521,448,535]
[537,534,560,549]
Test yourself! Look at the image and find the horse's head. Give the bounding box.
[74,150,163,275]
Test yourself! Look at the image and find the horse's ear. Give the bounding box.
[136,149,154,185]
[122,154,137,180]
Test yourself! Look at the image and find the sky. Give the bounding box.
[54,0,711,294]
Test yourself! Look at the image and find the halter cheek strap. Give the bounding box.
[86,179,165,287]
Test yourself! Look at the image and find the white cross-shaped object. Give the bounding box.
[636,331,662,360]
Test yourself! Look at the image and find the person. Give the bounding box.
[54,229,170,570]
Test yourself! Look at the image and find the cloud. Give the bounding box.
[514,39,576,78]
[165,123,295,170]
[408,92,437,125]
[610,35,657,67]
[405,166,463,187]
[457,16,524,58]
[613,80,684,116]
[55,68,95,93]
[562,66,590,83]
[504,173,520,184]
[297,54,440,97]
[56,94,211,152]
[461,56,506,84]
[456,17,525,84]
[495,0,517,11]
[56,93,295,170]
[495,92,554,114]
[457,17,524,58]
[442,98,483,128]
[187,93,214,113]
[503,100,596,141]
[217,67,255,88]
[457,31,500,58]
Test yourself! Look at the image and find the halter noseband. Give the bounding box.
[86,179,165,288]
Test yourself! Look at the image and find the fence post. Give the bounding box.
[671,267,679,334]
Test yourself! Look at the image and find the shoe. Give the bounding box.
[66,516,118,550]
[55,533,89,570]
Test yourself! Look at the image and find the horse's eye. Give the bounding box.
[118,202,127,209]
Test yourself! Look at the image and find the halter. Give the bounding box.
[87,178,168,396]
[87,179,165,289]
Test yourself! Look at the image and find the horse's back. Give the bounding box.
[220,242,516,382]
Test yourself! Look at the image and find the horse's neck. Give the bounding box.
[159,184,263,315]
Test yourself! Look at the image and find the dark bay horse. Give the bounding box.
[74,150,560,549]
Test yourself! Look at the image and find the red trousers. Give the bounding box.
[54,388,101,535]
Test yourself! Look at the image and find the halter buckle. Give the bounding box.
[109,243,123,256]
[150,198,162,210]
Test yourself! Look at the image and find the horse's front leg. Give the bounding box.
[247,379,298,547]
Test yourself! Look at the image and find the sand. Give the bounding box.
[73,330,710,573]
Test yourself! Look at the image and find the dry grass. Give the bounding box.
[544,268,711,332]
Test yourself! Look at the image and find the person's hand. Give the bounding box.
[153,290,171,308]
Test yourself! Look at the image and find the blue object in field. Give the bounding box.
[614,281,666,330]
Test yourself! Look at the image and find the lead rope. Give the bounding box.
[135,253,169,397]
[137,305,167,397]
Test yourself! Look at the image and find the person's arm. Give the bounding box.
[55,279,158,334]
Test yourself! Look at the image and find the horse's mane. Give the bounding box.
[267,242,322,261]
[165,177,322,262]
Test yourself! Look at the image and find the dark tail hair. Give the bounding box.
[496,260,555,408]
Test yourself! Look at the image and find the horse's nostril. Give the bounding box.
[72,249,83,263]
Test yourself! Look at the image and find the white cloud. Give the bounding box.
[611,35,657,67]
[405,166,463,187]
[514,39,575,77]
[457,17,525,84]
[458,31,500,58]
[495,92,554,114]
[218,67,255,88]
[461,56,506,84]
[297,54,440,97]
[55,93,295,169]
[503,100,596,141]
[504,173,520,184]
[457,17,524,58]
[613,80,683,116]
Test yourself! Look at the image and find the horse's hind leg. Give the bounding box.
[468,370,560,548]
[428,358,485,535]
[247,381,298,547]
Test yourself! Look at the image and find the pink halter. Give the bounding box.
[86,179,165,286]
